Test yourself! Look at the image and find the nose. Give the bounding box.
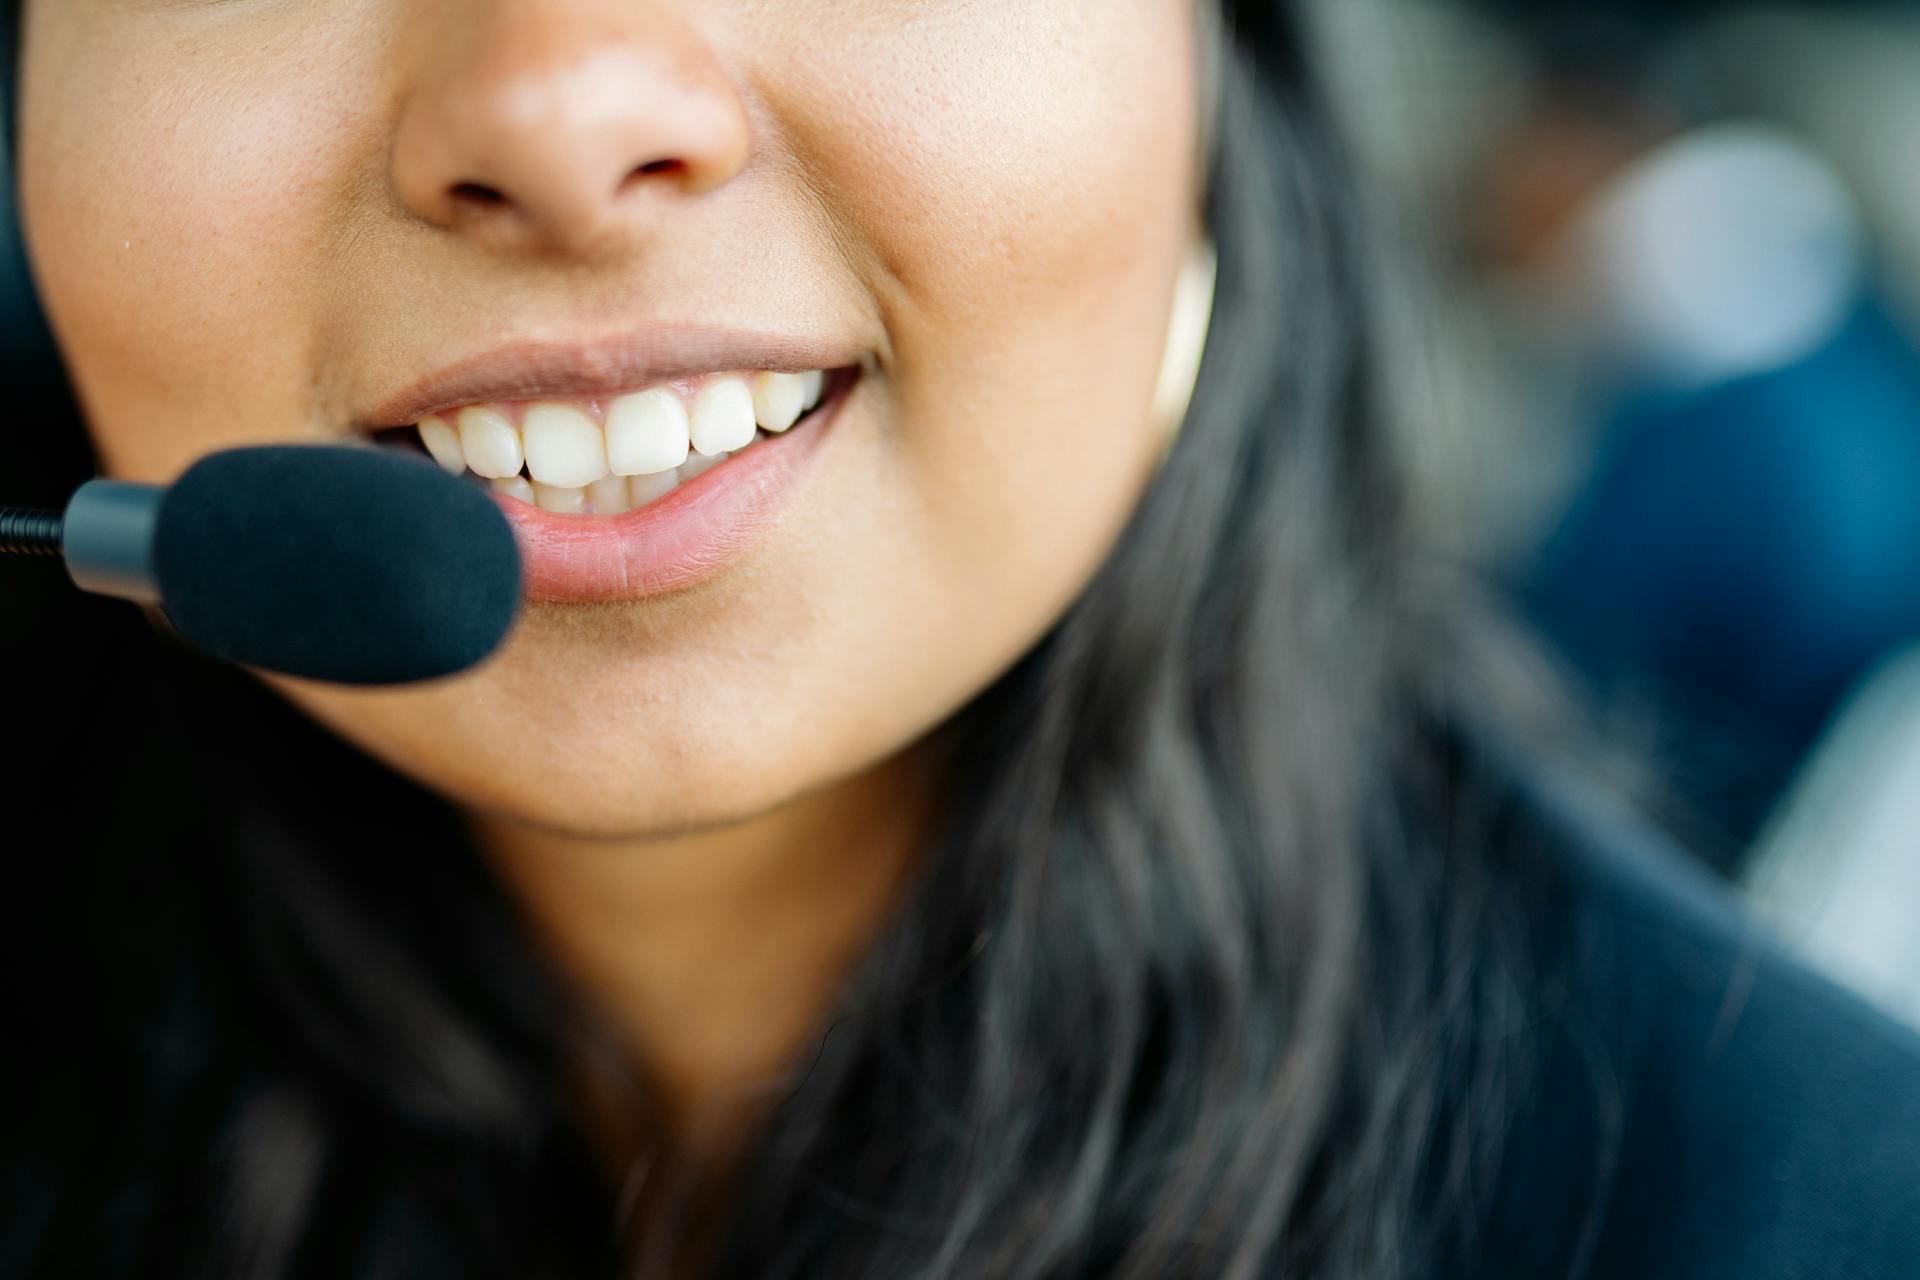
[390,2,752,258]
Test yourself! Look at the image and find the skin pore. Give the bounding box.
[14,0,1206,1201]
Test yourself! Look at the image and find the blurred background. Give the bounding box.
[1,3,1915,1025]
[1305,0,1920,1027]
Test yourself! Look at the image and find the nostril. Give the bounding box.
[626,158,684,186]
[450,180,509,207]
[615,159,684,199]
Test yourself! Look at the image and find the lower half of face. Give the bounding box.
[17,0,1201,838]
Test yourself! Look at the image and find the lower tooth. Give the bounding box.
[534,482,588,514]
[490,475,535,503]
[629,470,680,505]
[678,451,723,482]
[588,474,632,515]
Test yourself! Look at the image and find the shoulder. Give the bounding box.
[1469,749,1920,1280]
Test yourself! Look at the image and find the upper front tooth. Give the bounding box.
[523,402,609,487]
[690,378,758,456]
[418,415,467,474]
[606,388,691,476]
[799,369,826,411]
[752,372,807,433]
[457,406,524,479]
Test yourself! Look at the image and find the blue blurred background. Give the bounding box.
[1307,0,1920,1025]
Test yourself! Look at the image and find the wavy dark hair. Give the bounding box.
[2,3,1550,1277]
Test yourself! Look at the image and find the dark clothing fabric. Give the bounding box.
[6,721,1919,1278]
[1471,757,1920,1279]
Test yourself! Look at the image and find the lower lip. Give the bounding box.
[494,371,854,603]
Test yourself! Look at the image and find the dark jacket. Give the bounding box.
[1472,758,1920,1279]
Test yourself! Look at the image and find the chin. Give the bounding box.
[266,654,838,842]
[468,778,793,844]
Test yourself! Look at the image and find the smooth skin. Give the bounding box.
[15,0,1208,1185]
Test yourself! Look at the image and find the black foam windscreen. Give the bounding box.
[153,445,522,685]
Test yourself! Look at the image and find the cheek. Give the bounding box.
[16,23,364,478]
[775,2,1202,635]
[776,5,1198,315]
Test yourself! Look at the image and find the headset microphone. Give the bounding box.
[0,445,523,685]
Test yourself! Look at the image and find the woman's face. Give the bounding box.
[16,0,1204,838]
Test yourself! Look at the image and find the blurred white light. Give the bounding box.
[1747,646,1920,1031]
[1579,123,1864,388]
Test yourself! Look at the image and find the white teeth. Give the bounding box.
[523,402,610,487]
[458,406,524,479]
[752,372,807,433]
[689,378,758,456]
[421,367,834,508]
[490,475,535,503]
[628,469,681,506]
[418,415,467,473]
[605,388,691,476]
[588,474,632,515]
[533,482,587,514]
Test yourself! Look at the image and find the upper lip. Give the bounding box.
[362,324,860,428]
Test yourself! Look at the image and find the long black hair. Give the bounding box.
[2,3,1557,1277]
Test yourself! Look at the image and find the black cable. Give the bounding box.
[0,507,62,556]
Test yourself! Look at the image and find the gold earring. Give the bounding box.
[1149,239,1218,458]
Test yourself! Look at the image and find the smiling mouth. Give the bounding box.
[372,365,852,515]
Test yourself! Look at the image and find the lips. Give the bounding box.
[363,328,865,603]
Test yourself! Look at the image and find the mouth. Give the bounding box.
[370,362,860,603]
[373,365,848,507]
